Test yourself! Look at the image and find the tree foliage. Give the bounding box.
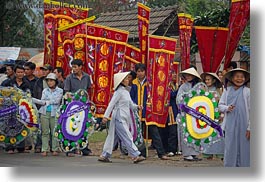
[0,0,43,48]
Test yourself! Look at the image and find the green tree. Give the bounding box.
[0,0,43,47]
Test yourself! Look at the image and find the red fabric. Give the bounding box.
[146,35,177,127]
[195,26,229,73]
[178,14,193,70]
[60,23,88,76]
[123,44,141,71]
[224,0,250,69]
[86,24,129,118]
[138,3,150,64]
[44,1,88,70]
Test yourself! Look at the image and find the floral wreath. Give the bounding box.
[176,83,224,152]
[0,87,35,147]
[55,89,97,153]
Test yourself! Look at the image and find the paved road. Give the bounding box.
[0,149,223,168]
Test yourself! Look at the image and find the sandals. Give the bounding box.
[98,156,112,163]
[132,156,146,164]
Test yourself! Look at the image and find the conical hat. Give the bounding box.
[200,72,223,88]
[179,67,201,80]
[114,71,130,90]
[223,68,250,84]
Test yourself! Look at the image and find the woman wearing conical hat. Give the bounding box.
[98,71,145,164]
[200,72,225,160]
[219,68,250,167]
[177,67,202,161]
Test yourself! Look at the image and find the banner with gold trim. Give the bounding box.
[123,44,141,72]
[223,0,250,70]
[44,0,89,69]
[138,3,150,64]
[85,23,129,118]
[177,13,193,70]
[195,26,229,73]
[146,35,177,127]
[58,17,95,76]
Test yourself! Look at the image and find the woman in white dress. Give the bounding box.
[98,72,145,164]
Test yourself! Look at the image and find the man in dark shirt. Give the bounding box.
[24,62,38,94]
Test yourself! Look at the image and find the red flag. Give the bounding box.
[223,0,250,69]
[146,35,177,127]
[178,13,193,70]
[58,17,95,76]
[195,26,229,73]
[138,3,150,64]
[123,44,141,72]
[85,23,129,118]
[44,0,89,69]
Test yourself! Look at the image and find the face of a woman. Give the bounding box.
[231,71,246,88]
[172,71,177,81]
[47,79,56,88]
[184,74,195,82]
[121,75,129,87]
[204,75,215,87]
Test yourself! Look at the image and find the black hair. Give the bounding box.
[191,77,200,87]
[228,62,237,69]
[135,63,146,72]
[14,64,25,72]
[71,59,83,66]
[5,64,14,70]
[129,70,137,80]
[0,67,6,73]
[55,67,64,77]
[24,62,36,70]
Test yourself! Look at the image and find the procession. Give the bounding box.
[0,0,250,168]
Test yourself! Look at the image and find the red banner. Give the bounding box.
[138,3,150,64]
[224,0,250,69]
[178,13,193,70]
[44,0,89,69]
[58,17,95,76]
[85,23,129,118]
[123,44,140,72]
[195,26,229,73]
[146,35,177,127]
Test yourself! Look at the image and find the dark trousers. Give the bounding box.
[141,122,166,158]
[159,123,178,153]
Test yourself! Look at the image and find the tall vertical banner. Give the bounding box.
[123,44,141,72]
[138,3,150,64]
[146,35,177,127]
[44,0,89,69]
[178,13,193,70]
[58,17,95,76]
[85,23,129,118]
[195,26,229,73]
[223,0,250,70]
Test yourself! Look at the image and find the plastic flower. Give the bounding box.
[10,137,17,144]
[21,130,28,137]
[0,135,5,142]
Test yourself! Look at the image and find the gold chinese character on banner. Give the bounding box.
[158,70,166,82]
[98,76,108,88]
[97,91,106,103]
[157,85,164,96]
[99,60,108,72]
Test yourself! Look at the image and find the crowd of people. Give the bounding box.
[0,59,250,167]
